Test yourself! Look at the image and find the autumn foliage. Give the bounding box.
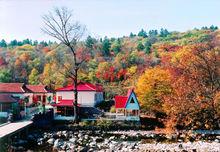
[1,27,220,129]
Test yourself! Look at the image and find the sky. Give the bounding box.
[0,0,220,41]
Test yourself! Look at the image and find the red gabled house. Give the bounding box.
[114,89,140,121]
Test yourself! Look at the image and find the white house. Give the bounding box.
[52,82,104,120]
[55,82,104,107]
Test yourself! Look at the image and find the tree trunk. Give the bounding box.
[73,67,79,123]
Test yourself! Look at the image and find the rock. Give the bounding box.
[84,134,89,140]
[178,143,183,149]
[43,134,48,139]
[109,143,115,151]
[60,141,67,150]
[77,146,86,151]
[111,140,118,145]
[57,131,62,137]
[69,138,77,143]
[88,148,94,152]
[96,137,104,143]
[78,133,83,138]
[53,139,60,149]
[37,138,44,145]
[17,146,24,151]
[130,142,137,149]
[89,141,97,148]
[121,135,127,140]
[121,147,129,151]
[47,138,55,145]
[109,136,115,141]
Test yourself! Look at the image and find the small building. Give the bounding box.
[0,94,18,113]
[55,82,104,107]
[26,85,53,106]
[0,83,53,105]
[0,83,53,117]
[0,94,19,122]
[114,89,140,121]
[53,82,104,120]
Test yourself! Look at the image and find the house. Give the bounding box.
[114,89,140,121]
[25,85,53,105]
[55,82,104,106]
[0,83,53,105]
[53,82,104,120]
[0,83,53,117]
[0,94,19,118]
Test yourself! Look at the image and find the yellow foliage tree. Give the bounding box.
[136,67,172,113]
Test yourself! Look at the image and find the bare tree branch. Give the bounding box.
[42,7,87,123]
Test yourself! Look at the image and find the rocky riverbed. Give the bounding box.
[6,128,220,152]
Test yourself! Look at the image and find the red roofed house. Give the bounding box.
[25,85,53,106]
[0,83,53,118]
[53,82,104,120]
[114,89,140,121]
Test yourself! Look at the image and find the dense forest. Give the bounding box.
[1,25,220,130]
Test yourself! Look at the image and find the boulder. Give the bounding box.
[53,139,60,149]
[69,138,77,144]
[47,138,55,145]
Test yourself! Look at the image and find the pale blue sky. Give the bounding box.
[0,0,220,41]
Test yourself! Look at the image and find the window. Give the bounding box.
[95,94,97,101]
[58,96,62,101]
[37,95,41,101]
[130,98,135,103]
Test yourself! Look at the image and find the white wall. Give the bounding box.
[56,91,103,107]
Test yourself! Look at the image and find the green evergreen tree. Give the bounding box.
[23,38,32,45]
[111,38,121,54]
[144,41,151,54]
[129,32,136,38]
[0,39,7,47]
[9,40,18,47]
[136,42,145,51]
[85,36,96,49]
[102,37,111,56]
[160,28,170,37]
[138,29,148,38]
[210,25,218,31]
[33,40,38,45]
[148,30,158,37]
[0,69,12,82]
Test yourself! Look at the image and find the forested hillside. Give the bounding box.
[1,26,220,129]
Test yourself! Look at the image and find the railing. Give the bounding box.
[104,113,140,121]
[54,114,75,121]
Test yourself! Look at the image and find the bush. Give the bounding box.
[110,106,116,113]
[96,119,114,129]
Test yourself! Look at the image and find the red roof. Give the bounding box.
[0,83,25,93]
[115,96,128,108]
[115,89,134,109]
[52,100,80,107]
[56,82,103,92]
[26,85,48,93]
[0,94,18,103]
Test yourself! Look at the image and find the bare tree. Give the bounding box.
[42,7,86,123]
